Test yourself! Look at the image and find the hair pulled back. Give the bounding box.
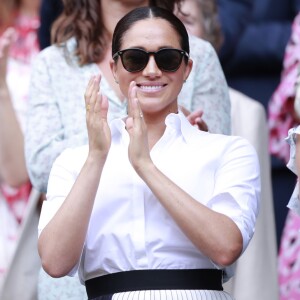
[112,6,190,63]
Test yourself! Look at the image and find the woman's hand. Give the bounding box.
[126,81,152,172]
[84,74,111,160]
[180,106,209,132]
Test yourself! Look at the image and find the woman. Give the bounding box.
[25,0,231,194]
[0,0,40,295]
[38,7,260,299]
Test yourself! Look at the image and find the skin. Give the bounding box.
[0,28,27,186]
[175,0,205,38]
[0,0,40,186]
[111,18,193,147]
[38,17,243,278]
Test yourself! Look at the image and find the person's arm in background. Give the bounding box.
[182,36,231,135]
[0,28,29,187]
[38,0,63,49]
[217,0,254,63]
[25,51,86,193]
[221,0,300,74]
[285,125,300,214]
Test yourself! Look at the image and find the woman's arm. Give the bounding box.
[0,28,29,186]
[126,83,258,267]
[38,75,111,277]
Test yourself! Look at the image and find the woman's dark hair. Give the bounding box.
[51,0,183,66]
[196,0,223,52]
[112,6,190,64]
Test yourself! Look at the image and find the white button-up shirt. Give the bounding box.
[38,112,260,284]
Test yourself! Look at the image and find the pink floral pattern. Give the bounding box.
[0,12,39,289]
[268,12,300,163]
[9,13,40,63]
[271,12,300,300]
[278,211,300,300]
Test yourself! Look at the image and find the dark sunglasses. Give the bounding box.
[112,48,189,73]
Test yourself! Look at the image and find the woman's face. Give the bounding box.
[175,0,203,38]
[111,18,192,116]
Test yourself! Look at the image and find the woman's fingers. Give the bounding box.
[85,74,101,113]
[128,81,143,121]
[85,75,111,156]
[179,106,208,131]
[196,118,209,132]
[84,73,109,120]
[93,92,108,116]
[127,81,135,117]
[99,94,109,119]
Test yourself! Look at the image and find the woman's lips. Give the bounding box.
[136,83,167,93]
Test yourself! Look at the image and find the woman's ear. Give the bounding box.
[184,58,193,82]
[110,59,118,84]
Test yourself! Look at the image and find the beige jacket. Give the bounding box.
[0,189,41,300]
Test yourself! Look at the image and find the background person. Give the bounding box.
[0,0,41,298]
[273,16,300,297]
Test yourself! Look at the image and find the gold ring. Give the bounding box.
[86,104,90,112]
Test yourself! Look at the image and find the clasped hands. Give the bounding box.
[84,74,151,171]
[84,74,207,170]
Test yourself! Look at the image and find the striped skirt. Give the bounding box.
[92,290,234,300]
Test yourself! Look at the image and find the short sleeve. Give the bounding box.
[38,147,83,235]
[207,137,260,253]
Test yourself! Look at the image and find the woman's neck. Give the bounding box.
[143,106,179,149]
[19,0,40,18]
[101,0,149,38]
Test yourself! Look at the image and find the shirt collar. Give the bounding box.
[166,111,207,144]
[109,111,202,144]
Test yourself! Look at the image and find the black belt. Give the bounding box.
[85,269,223,299]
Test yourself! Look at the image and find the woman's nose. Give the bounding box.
[142,55,162,77]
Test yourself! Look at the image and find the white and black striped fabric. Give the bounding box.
[92,290,234,300]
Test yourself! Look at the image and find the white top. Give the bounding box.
[38,112,260,285]
[286,125,300,214]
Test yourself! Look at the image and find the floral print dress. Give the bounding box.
[0,13,40,290]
